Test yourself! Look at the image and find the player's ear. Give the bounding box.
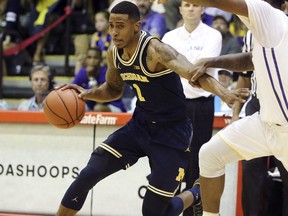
[134,21,141,34]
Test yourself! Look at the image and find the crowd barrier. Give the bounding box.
[0,111,242,216]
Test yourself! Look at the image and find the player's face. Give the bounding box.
[31,70,49,95]
[108,13,140,49]
[180,1,204,23]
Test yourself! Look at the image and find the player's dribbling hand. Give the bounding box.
[55,84,86,98]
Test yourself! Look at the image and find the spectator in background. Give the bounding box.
[212,15,242,81]
[202,7,232,26]
[72,47,126,112]
[214,69,235,115]
[18,64,55,111]
[212,15,242,55]
[162,0,181,31]
[30,0,66,64]
[2,0,32,75]
[90,10,111,68]
[74,0,110,15]
[136,0,167,38]
[74,10,112,75]
[162,1,222,215]
[0,99,10,110]
[229,14,248,47]
[3,0,67,66]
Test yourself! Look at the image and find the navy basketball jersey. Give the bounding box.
[112,31,187,122]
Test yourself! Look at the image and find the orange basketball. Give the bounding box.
[44,89,86,128]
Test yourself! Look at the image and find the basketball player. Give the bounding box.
[152,0,288,215]
[55,1,248,215]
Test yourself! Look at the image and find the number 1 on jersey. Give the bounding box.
[133,84,145,101]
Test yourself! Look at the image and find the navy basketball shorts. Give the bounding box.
[99,117,193,198]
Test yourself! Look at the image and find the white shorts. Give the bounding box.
[218,112,288,170]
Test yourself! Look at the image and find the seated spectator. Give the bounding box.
[30,0,66,64]
[202,7,232,26]
[212,15,242,55]
[162,0,181,31]
[72,47,126,112]
[214,69,234,115]
[90,10,111,68]
[3,0,32,75]
[229,14,248,47]
[214,69,245,116]
[135,0,167,38]
[18,64,55,111]
[74,10,111,75]
[74,0,110,16]
[212,15,242,81]
[0,99,10,110]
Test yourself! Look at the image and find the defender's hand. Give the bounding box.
[221,88,250,108]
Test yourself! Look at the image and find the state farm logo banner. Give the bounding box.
[80,113,132,126]
[81,114,118,125]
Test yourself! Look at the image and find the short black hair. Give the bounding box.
[212,15,229,27]
[110,1,140,22]
[270,0,285,8]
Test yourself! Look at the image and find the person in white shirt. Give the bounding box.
[162,1,222,215]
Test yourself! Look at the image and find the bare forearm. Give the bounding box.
[197,74,227,98]
[232,76,251,116]
[82,83,123,102]
[205,52,254,72]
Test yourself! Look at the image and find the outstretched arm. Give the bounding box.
[149,39,249,105]
[191,52,254,81]
[198,74,249,107]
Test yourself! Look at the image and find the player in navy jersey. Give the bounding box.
[55,1,248,215]
[152,0,288,215]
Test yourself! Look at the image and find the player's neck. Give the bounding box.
[122,33,141,59]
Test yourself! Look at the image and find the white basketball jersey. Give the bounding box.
[239,0,288,125]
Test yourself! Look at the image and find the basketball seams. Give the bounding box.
[44,97,69,124]
[55,89,76,126]
[70,89,80,120]
[43,89,85,129]
[70,89,86,121]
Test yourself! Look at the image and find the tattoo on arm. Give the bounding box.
[156,44,179,64]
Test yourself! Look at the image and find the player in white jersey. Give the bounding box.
[153,0,288,215]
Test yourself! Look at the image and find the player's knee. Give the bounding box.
[199,140,225,178]
[142,190,171,216]
[76,165,102,188]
